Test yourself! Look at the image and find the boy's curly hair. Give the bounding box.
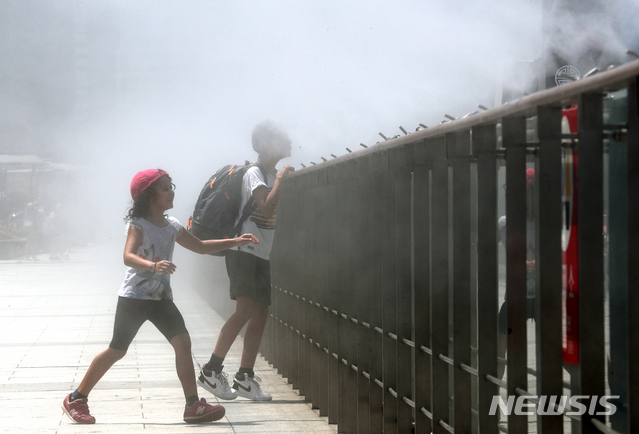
[124,172,172,222]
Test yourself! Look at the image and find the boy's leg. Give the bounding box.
[211,296,257,360]
[198,297,256,401]
[232,304,272,401]
[239,303,269,369]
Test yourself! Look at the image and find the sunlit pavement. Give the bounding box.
[0,244,336,434]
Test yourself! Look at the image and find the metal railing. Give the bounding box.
[261,59,639,433]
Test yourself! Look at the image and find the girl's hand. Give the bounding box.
[235,233,259,247]
[154,260,176,275]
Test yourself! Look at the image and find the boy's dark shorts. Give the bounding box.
[498,297,536,334]
[225,249,271,306]
[109,296,188,351]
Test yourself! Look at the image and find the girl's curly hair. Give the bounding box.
[124,172,172,222]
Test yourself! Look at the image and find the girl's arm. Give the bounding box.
[176,227,259,255]
[123,225,176,274]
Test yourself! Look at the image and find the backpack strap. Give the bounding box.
[232,163,270,237]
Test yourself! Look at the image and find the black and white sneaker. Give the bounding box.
[197,367,237,400]
[232,373,272,401]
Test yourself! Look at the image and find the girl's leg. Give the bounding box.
[240,303,269,369]
[212,296,256,359]
[77,347,126,395]
[170,332,197,398]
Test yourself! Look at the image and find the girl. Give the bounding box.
[62,169,258,424]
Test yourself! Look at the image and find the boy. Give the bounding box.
[198,120,294,401]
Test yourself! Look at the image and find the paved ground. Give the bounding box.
[0,243,337,434]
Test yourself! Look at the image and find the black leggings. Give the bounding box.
[109,297,188,351]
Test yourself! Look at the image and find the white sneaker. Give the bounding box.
[232,374,272,401]
[197,368,237,400]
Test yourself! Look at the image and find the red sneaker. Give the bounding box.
[62,393,96,424]
[183,398,225,423]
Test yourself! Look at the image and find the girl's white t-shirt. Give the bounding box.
[235,166,277,260]
[118,216,182,300]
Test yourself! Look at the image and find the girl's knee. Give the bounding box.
[106,347,127,361]
[170,332,191,351]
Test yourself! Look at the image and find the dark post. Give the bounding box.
[395,146,414,432]
[503,116,528,433]
[536,105,564,432]
[413,139,433,433]
[428,136,451,434]
[578,92,606,432]
[368,152,385,432]
[450,130,473,433]
[381,150,399,434]
[473,123,500,433]
[627,76,639,433]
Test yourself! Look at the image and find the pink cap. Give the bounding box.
[130,169,168,200]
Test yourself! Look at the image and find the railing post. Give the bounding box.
[343,159,359,434]
[536,105,564,432]
[315,167,330,417]
[473,123,500,433]
[627,76,639,432]
[503,115,528,434]
[450,130,473,433]
[577,92,606,433]
[368,152,385,432]
[395,146,413,433]
[429,136,451,434]
[413,139,433,433]
[327,164,340,425]
[381,150,399,434]
[356,156,372,434]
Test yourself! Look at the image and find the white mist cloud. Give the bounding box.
[2,0,637,238]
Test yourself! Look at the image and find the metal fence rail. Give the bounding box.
[262,59,639,433]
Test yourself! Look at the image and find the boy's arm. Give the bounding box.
[253,164,294,218]
[176,227,259,255]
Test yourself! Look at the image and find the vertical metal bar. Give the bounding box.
[327,164,340,425]
[336,162,351,432]
[578,92,606,432]
[450,130,473,433]
[413,140,433,434]
[503,116,528,433]
[429,136,451,434]
[536,105,564,432]
[277,176,292,381]
[473,123,500,434]
[627,76,639,432]
[608,90,629,433]
[395,146,414,433]
[288,175,302,392]
[305,170,319,406]
[316,168,330,417]
[356,157,371,434]
[382,150,399,434]
[345,160,359,434]
[369,153,385,432]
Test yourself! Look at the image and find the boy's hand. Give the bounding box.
[155,260,176,275]
[235,233,259,247]
[277,164,295,180]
